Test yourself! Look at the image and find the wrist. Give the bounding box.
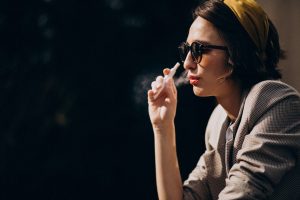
[152,121,175,135]
[152,120,174,129]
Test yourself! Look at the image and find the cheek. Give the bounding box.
[200,56,228,77]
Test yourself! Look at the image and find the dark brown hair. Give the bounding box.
[193,0,285,90]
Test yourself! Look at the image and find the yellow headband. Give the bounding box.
[223,0,269,53]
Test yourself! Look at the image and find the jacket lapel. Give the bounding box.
[225,91,249,172]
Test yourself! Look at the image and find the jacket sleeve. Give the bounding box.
[219,81,300,199]
[183,105,227,200]
[182,155,212,200]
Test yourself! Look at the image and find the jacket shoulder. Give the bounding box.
[246,80,300,105]
[243,80,300,128]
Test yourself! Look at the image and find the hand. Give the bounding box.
[148,68,177,129]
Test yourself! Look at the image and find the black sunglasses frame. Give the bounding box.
[178,41,228,64]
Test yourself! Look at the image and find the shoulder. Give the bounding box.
[244,80,300,110]
[243,80,300,129]
[246,80,300,104]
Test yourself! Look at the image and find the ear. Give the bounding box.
[226,58,234,78]
[227,57,234,67]
[216,68,233,84]
[223,68,233,79]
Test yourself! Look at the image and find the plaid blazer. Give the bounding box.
[183,80,300,200]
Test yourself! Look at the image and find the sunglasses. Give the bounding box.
[178,41,228,63]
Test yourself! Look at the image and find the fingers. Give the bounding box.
[151,75,164,92]
[163,68,170,76]
[165,78,177,101]
[151,82,157,92]
[152,68,170,90]
[148,90,155,102]
[152,68,171,92]
[149,68,176,102]
[156,75,164,83]
[149,75,164,101]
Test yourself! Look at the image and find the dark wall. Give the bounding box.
[0,0,215,199]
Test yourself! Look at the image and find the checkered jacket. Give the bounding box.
[183,80,300,200]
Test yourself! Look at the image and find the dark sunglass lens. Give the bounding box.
[191,42,202,63]
[178,43,189,62]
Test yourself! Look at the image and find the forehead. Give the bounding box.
[187,16,225,45]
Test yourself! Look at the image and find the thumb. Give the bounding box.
[163,68,170,76]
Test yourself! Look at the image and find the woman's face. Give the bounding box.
[184,16,232,97]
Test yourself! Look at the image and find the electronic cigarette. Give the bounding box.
[153,62,181,99]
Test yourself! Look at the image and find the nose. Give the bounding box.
[183,51,197,71]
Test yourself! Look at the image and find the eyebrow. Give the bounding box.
[187,40,213,46]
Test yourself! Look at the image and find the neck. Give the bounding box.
[216,81,242,122]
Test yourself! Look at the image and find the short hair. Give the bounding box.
[193,0,285,90]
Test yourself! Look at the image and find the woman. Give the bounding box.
[148,0,300,199]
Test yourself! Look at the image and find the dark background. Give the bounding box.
[0,0,216,199]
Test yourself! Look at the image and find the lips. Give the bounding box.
[188,75,200,85]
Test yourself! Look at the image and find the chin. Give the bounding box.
[192,86,209,97]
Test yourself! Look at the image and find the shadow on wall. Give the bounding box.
[258,0,300,92]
